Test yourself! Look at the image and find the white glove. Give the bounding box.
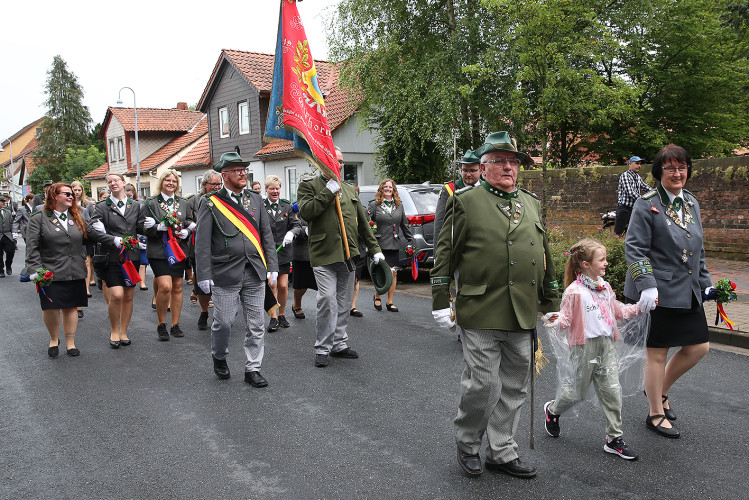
[198,279,213,294]
[542,311,560,326]
[638,287,658,312]
[138,241,147,250]
[91,220,105,232]
[177,229,189,240]
[325,178,340,194]
[282,231,295,247]
[113,236,122,247]
[304,226,309,236]
[29,273,38,281]
[156,222,168,232]
[267,272,278,286]
[187,222,197,231]
[432,308,456,329]
[143,217,156,229]
[373,252,385,264]
[12,233,18,240]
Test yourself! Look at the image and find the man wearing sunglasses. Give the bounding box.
[431,131,559,479]
[195,152,278,388]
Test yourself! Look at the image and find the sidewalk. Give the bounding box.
[704,257,749,347]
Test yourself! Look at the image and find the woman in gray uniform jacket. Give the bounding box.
[366,179,414,312]
[25,183,114,357]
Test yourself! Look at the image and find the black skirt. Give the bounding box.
[647,297,709,348]
[354,254,366,280]
[150,257,188,278]
[292,259,317,290]
[278,262,291,276]
[102,261,141,288]
[39,279,87,310]
[383,249,400,269]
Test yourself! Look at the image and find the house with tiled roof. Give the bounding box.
[1,117,44,201]
[196,49,378,201]
[86,103,208,197]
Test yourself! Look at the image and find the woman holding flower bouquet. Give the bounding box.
[25,183,115,357]
[142,170,194,341]
[366,179,414,312]
[91,173,145,349]
[624,144,714,438]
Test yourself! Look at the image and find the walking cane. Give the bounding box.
[335,196,355,272]
[530,328,537,450]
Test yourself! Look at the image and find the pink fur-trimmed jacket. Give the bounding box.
[557,280,641,346]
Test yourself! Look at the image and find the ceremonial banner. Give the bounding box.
[264,0,340,181]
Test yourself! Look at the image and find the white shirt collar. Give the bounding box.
[160,193,175,202]
[53,209,68,218]
[664,188,684,203]
[110,195,127,205]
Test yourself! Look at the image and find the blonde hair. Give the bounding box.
[374,178,401,207]
[154,169,181,195]
[70,180,90,206]
[106,172,125,182]
[564,238,606,287]
[265,175,281,188]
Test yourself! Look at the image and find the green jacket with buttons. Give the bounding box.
[431,182,559,330]
[297,176,381,267]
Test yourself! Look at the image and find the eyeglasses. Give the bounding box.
[337,160,345,165]
[205,182,222,187]
[663,166,688,174]
[461,168,480,174]
[484,158,520,167]
[58,192,74,197]
[224,169,247,176]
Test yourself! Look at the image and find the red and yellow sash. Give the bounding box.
[209,195,267,270]
[444,182,455,196]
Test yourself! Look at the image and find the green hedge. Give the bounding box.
[547,226,627,299]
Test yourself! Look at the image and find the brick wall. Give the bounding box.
[518,156,749,260]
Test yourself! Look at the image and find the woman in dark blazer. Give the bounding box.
[625,144,713,439]
[92,173,145,348]
[25,183,114,357]
[366,179,414,312]
[142,169,194,341]
[71,180,96,301]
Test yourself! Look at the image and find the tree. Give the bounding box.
[30,55,92,192]
[64,145,106,184]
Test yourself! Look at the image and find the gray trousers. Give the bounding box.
[210,268,265,372]
[311,262,354,355]
[455,328,532,464]
[550,336,623,438]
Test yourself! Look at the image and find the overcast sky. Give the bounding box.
[1,0,340,145]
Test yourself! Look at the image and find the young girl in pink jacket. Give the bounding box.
[543,238,651,461]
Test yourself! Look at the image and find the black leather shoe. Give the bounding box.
[662,395,677,421]
[457,449,482,477]
[119,339,131,346]
[267,317,279,332]
[330,347,359,358]
[198,312,209,330]
[315,354,329,367]
[170,324,184,338]
[0,271,5,278]
[646,414,680,438]
[278,315,290,328]
[109,340,120,349]
[245,371,268,388]
[66,347,80,357]
[485,458,537,479]
[48,344,59,357]
[77,310,84,318]
[157,323,169,341]
[6,266,12,275]
[213,356,230,379]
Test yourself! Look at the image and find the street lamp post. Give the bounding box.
[0,139,16,206]
[116,87,141,196]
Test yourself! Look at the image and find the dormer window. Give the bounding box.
[238,102,250,135]
[219,107,229,138]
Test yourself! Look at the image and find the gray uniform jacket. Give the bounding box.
[366,200,414,251]
[12,204,33,238]
[186,194,201,260]
[624,184,712,308]
[264,198,302,266]
[195,187,278,287]
[0,206,14,239]
[25,211,114,280]
[142,194,193,260]
[92,197,146,262]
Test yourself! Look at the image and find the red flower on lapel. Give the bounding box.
[650,206,659,213]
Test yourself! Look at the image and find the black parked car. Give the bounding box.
[357,182,441,268]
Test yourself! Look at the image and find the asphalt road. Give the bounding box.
[2,246,748,499]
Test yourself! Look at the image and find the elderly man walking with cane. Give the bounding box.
[431,132,559,479]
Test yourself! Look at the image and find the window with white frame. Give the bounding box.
[343,163,359,185]
[117,137,125,161]
[109,139,116,162]
[219,107,229,138]
[286,167,298,202]
[238,102,250,135]
[196,176,203,195]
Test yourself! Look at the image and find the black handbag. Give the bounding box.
[92,243,109,269]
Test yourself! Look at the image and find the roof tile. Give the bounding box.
[126,117,209,173]
[110,107,205,133]
[173,135,210,168]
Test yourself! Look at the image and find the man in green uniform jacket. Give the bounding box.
[431,131,559,479]
[297,147,383,368]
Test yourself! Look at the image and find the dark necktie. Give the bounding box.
[117,200,124,208]
[233,193,242,205]
[166,198,174,206]
[672,197,682,212]
[271,203,279,211]
[59,213,67,221]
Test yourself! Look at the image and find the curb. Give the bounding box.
[708,327,749,349]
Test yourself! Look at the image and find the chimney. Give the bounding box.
[176,102,188,110]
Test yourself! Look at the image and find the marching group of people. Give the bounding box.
[3,131,717,479]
